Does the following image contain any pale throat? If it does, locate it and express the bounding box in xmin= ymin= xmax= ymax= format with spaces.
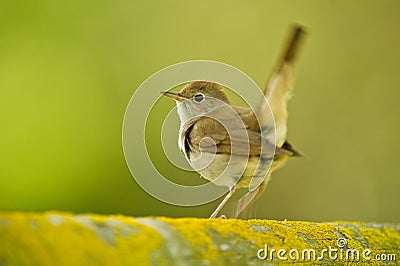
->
xmin=176 ymin=101 xmax=207 ymax=126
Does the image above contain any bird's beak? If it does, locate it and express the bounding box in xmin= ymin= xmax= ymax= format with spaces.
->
xmin=161 ymin=91 xmax=186 ymax=102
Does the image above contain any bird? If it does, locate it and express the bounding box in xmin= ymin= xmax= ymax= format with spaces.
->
xmin=162 ymin=25 xmax=305 ymax=218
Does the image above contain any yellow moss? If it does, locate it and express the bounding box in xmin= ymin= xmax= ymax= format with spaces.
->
xmin=359 ymin=227 xmax=400 ymax=249
xmin=382 ymin=227 xmax=400 ymax=246
xmin=1 ymin=212 xmax=398 ymax=265
xmin=159 ymin=217 xmax=221 ymax=262
xmin=160 ymin=218 xmax=322 ymax=262
xmin=0 ymin=211 xmax=163 ymax=266
xmin=160 ymin=217 xmax=399 ymax=264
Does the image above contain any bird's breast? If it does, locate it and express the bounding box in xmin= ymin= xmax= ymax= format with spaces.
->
xmin=187 ymin=151 xmax=285 ymax=189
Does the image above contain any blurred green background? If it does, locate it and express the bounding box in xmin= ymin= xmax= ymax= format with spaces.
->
xmin=1 ymin=0 xmax=399 ymax=222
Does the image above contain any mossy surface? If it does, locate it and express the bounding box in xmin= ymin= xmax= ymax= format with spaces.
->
xmin=0 ymin=212 xmax=399 ymax=265
xmin=159 ymin=217 xmax=399 ymax=265
xmin=0 ymin=211 xmax=163 ymax=266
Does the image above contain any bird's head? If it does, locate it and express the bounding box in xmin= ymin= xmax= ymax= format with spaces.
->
xmin=162 ymin=81 xmax=230 ymax=122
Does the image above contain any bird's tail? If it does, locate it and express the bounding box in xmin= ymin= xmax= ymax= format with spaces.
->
xmin=256 ymin=25 xmax=306 ymax=147
xmin=236 ymin=25 xmax=307 ymax=218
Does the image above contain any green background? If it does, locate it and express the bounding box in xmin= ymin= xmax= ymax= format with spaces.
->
xmin=1 ymin=0 xmax=399 ymax=222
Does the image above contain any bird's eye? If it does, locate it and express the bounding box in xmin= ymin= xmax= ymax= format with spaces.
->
xmin=194 ymin=93 xmax=205 ymax=103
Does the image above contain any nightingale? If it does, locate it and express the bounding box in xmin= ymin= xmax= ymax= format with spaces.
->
xmin=162 ymin=25 xmax=305 ymax=218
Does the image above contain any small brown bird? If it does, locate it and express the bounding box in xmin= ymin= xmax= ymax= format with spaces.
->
xmin=162 ymin=25 xmax=305 ymax=218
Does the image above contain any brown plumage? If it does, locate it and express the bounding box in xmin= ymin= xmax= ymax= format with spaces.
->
xmin=162 ymin=25 xmax=306 ymax=218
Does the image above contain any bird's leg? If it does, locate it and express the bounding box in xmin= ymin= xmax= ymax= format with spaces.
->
xmin=209 ymin=186 xmax=237 ymax=218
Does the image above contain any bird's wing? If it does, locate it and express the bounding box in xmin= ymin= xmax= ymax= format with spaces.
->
xmin=187 ymin=117 xmax=290 ymax=157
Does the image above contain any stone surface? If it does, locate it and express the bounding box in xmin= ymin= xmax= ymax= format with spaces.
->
xmin=0 ymin=211 xmax=399 ymax=265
